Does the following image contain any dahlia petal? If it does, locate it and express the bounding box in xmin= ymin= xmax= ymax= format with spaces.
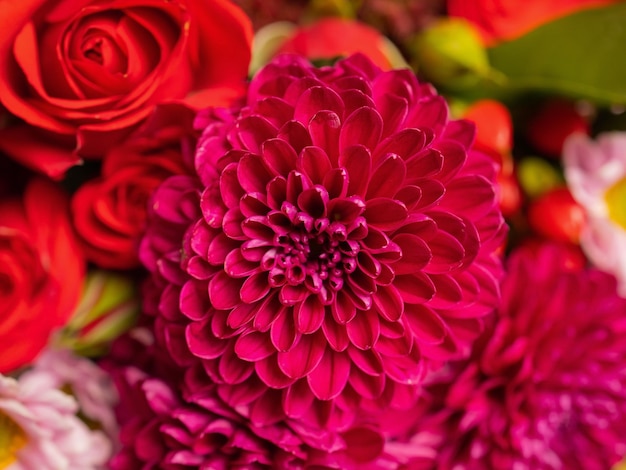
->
xmin=394 ymin=273 xmax=436 ymax=303
xmin=211 ymin=308 xmax=239 ymax=339
xmin=347 ymin=347 xmax=384 ymax=376
xmin=227 ymin=302 xmax=258 ymax=329
xmin=372 ymin=284 xmax=404 ymax=322
xmin=236 ymin=115 xmax=278 ymax=154
xmin=201 ymin=187 xmax=226 ymax=229
xmin=298 ymin=146 xmax=333 ymax=185
xmin=339 ymin=106 xmax=383 ymax=152
xmin=382 ymin=347 xmax=423 ymax=384
xmin=442 ymin=175 xmax=496 ymax=219
xmin=340 ymin=89 xmax=377 ymax=117
xmin=395 ymin=185 xmax=423 ymax=210
xmin=349 ymin=368 xmax=386 ymax=399
xmin=235 ymin=332 xmax=275 ymax=362
xmin=346 ymin=312 xmax=380 ymax=350
xmin=377 ymin=94 xmax=408 ymax=138
xmin=277 ymin=333 xmax=326 ymax=379
xmin=326 ymin=196 xmax=366 ymax=224
xmin=284 ymin=77 xmax=326 ymax=106
xmin=294 ymin=295 xmax=326 ymax=334
xmin=286 ymin=171 xmax=307 ymax=205
xmin=279 ymin=284 xmax=310 ymax=305
xmin=270 ymin=307 xmax=300 ymax=352
xmin=224 ymin=249 xmax=259 ymax=278
xmin=254 ymin=97 xmax=294 ymax=128
xmin=307 ymin=349 xmax=351 ymax=400
xmin=219 ymin=163 xmax=244 ymax=209
xmin=342 ymin=426 xmax=386 ymax=463
xmin=295 ymin=86 xmax=345 ymax=125
xmin=414 ymin=180 xmax=446 ymax=210
xmin=209 ymin=271 xmax=244 ymax=309
xmin=267 ymin=176 xmax=288 ymax=210
xmin=339 ymin=144 xmax=372 ymax=197
xmin=180 ymin=280 xmax=209 ymax=321
xmin=186 ymin=321 xmax=228 ymax=359
xmin=237 ymin=154 xmax=274 ymax=194
xmin=366 ymin=153 xmax=407 ymax=200
xmin=297 ymin=187 xmax=328 ymax=219
xmin=222 ymin=208 xmax=245 ymax=239
xmin=262 ymin=138 xmax=298 ymax=177
xmin=216 ymin=377 xmax=267 ymax=407
xmin=375 ymin=333 xmax=412 ymax=358
xmin=240 ymin=193 xmax=269 ymax=218
xmin=404 ymin=304 xmax=448 ymax=345
xmin=373 ymin=128 xmax=428 ymax=163
xmin=357 ymin=250 xmax=382 ymax=279
xmin=186 ymin=256 xmax=218 ymax=281
xmin=277 ymin=120 xmax=313 ymax=155
xmin=392 ymin=233 xmax=432 ymax=275
xmin=425 ymin=231 xmax=466 ymax=273
xmin=433 ymin=140 xmax=468 ymax=182
xmin=283 ymin=380 xmax=315 ymax=418
xmin=255 ymin=355 xmax=296 ymax=389
xmin=219 ymin=347 xmax=255 ymax=384
xmin=364 ymin=198 xmax=408 ymax=230
xmin=135 ymin=421 xmax=165 ymax=461
xmin=405 ymin=95 xmax=448 ymax=135
xmin=331 ymin=290 xmax=357 ymax=324
xmin=253 ymin=293 xmax=283 ymax=332
xmin=442 ymin=118 xmax=475 ymax=148
xmin=164 ymin=323 xmax=197 ymax=365
xmin=405 ymin=148 xmax=444 ymax=181
xmin=240 ymin=216 xmax=274 ymax=241
xmin=207 ymin=232 xmax=239 ymax=265
xmin=428 ymin=274 xmax=464 ymax=309
xmin=322 ymin=316 xmax=350 ymax=352
xmin=250 ymin=391 xmax=285 ymax=427
xmin=240 ymin=272 xmax=271 ymax=304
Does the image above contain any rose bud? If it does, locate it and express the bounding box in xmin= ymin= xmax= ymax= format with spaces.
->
xmin=55 ymin=270 xmax=140 ymax=357
xmin=528 ymin=186 xmax=586 ymax=244
xmin=526 ymin=99 xmax=589 ymax=158
xmin=275 ymin=17 xmax=408 ymax=70
xmin=409 ymin=18 xmax=493 ymax=91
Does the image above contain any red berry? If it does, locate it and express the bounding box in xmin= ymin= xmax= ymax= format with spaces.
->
xmin=527 ymin=186 xmax=586 ymax=244
xmin=526 ymin=99 xmax=589 ymax=158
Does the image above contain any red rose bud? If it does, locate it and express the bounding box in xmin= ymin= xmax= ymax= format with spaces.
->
xmin=463 ymin=99 xmax=514 ymax=173
xmin=528 ymin=187 xmax=586 ymax=244
xmin=526 ymin=99 xmax=589 ymax=158
xmin=498 ymin=172 xmax=523 ymax=217
xmin=517 ymin=156 xmax=563 ymax=199
xmin=275 ymin=17 xmax=408 ymax=70
xmin=55 ymin=270 xmax=140 ymax=357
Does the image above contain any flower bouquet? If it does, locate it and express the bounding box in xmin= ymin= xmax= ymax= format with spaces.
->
xmin=2 ymin=0 xmax=626 ymax=468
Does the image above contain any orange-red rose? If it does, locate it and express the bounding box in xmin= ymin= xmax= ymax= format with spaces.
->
xmin=448 ymin=0 xmax=619 ymax=45
xmin=71 ymin=105 xmax=193 ymax=269
xmin=0 ymin=0 xmax=252 ymax=177
xmin=0 ymin=178 xmax=85 ymax=373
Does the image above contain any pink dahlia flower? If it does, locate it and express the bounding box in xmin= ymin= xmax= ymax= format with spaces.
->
xmin=563 ymin=131 xmax=626 ymax=296
xmin=106 ymin=326 xmax=405 ymax=469
xmin=397 ymin=243 xmax=626 ymax=469
xmin=141 ymin=54 xmax=506 ymax=430
xmin=0 ymin=367 xmax=112 ymax=469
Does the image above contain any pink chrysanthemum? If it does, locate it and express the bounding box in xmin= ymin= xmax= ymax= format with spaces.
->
xmin=106 ymin=326 xmax=404 ymax=469
xmin=397 ymin=243 xmax=626 ymax=469
xmin=141 ymin=54 xmax=505 ymax=429
xmin=0 ymin=366 xmax=112 ymax=469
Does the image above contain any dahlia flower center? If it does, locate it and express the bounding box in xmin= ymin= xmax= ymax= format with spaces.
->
xmin=604 ymin=176 xmax=626 ymax=229
xmin=266 ymin=205 xmax=362 ymax=296
xmin=0 ymin=412 xmax=27 ymax=468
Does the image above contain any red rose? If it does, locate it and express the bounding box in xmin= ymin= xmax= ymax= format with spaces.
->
xmin=71 ymin=105 xmax=193 ymax=269
xmin=0 ymin=178 xmax=85 ymax=373
xmin=0 ymin=0 xmax=252 ymax=177
xmin=448 ymin=0 xmax=619 ymax=45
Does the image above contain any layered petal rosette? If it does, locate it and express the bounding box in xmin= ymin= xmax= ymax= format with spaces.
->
xmin=141 ymin=54 xmax=506 ymax=431
xmin=397 ymin=243 xmax=626 ymax=469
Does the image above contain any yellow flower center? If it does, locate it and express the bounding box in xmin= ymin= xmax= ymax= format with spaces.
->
xmin=0 ymin=411 xmax=27 ymax=469
xmin=605 ymin=176 xmax=626 ymax=230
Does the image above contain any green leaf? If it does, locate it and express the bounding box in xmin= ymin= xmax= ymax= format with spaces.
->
xmin=488 ymin=3 xmax=626 ymax=106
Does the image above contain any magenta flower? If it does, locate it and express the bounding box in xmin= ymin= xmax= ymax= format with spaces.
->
xmin=141 ymin=54 xmax=505 ymax=430
xmin=397 ymin=243 xmax=626 ymax=469
xmin=106 ymin=326 xmax=406 ymax=469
